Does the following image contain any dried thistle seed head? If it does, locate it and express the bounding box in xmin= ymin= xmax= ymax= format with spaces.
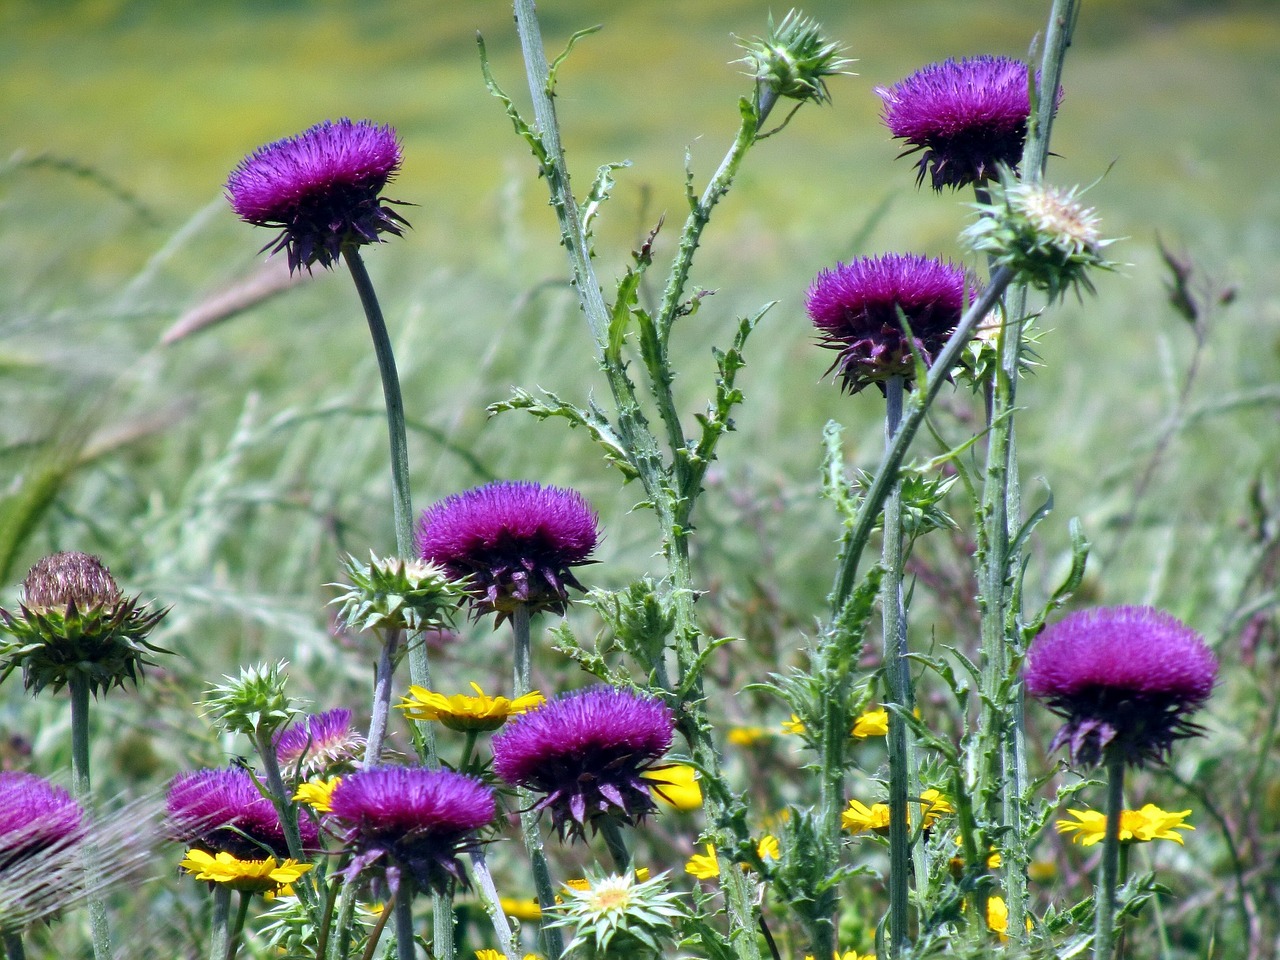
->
xmin=0 ymin=553 xmax=169 ymax=697
xmin=963 ymin=175 xmax=1119 ymax=301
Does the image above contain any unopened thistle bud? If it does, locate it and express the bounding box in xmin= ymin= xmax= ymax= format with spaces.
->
xmin=330 ymin=553 xmax=465 ymax=637
xmin=0 ymin=552 xmax=168 ymax=696
xmin=735 ymin=9 xmax=853 ymax=108
xmin=202 ymin=661 xmax=295 ymax=739
xmin=963 ymin=173 xmax=1118 ymax=301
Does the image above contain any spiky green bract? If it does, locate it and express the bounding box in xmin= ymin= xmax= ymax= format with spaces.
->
xmin=0 ymin=552 xmax=169 ymax=696
xmin=962 ymin=172 xmax=1118 ymax=302
xmin=734 ymin=9 xmax=853 ymax=106
xmin=330 ymin=553 xmax=465 ymax=637
xmin=203 ymin=661 xmax=295 ymax=739
xmin=548 ymin=870 xmax=687 ymax=960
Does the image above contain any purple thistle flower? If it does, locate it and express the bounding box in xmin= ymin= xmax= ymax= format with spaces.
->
xmin=226 ymin=118 xmax=408 ymax=273
xmin=1025 ymin=606 xmax=1218 ymax=767
xmin=275 ymin=708 xmax=363 ymax=777
xmin=327 ymin=766 xmax=494 ymax=896
xmin=491 ymin=686 xmax=674 ymax=841
xmin=876 ymin=56 xmax=1043 ymax=191
xmin=806 ymin=253 xmax=972 ymax=394
xmin=0 ymin=772 xmax=84 ymax=869
xmin=418 ymin=481 xmax=599 ymax=625
xmin=166 ymin=767 xmax=319 ymax=860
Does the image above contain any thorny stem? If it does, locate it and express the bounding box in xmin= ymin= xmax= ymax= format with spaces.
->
xmin=1093 ymin=753 xmax=1126 ymax=960
xmin=208 ymin=884 xmax=232 ymax=960
xmin=881 ymin=376 xmax=915 ymax=957
xmin=364 ymin=629 xmax=400 ymax=765
xmin=469 ymin=847 xmax=520 ymax=960
xmin=394 ymin=878 xmax=417 ymax=960
xmin=511 ymin=603 xmax=565 ymax=960
xmin=69 ymin=674 xmax=111 ymax=960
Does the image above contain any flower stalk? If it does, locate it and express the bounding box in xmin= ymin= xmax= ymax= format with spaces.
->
xmin=69 ymin=673 xmax=111 ymax=960
xmin=1093 ymin=753 xmax=1126 ymax=960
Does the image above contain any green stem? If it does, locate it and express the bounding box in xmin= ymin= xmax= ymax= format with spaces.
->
xmin=364 ymin=628 xmax=400 ymax=766
xmin=327 ymin=881 xmax=359 ymax=960
xmin=394 ymin=877 xmax=417 ymax=960
xmin=315 ymin=876 xmax=341 ymax=960
xmin=1093 ymin=754 xmax=1125 ymax=960
xmin=228 ymin=892 xmax=251 ymax=960
xmin=468 ymin=847 xmax=520 ymax=960
xmin=511 ymin=604 xmax=565 ymax=960
xmin=252 ymin=728 xmax=309 ymax=869
xmin=209 ymin=885 xmax=232 ymax=960
xmin=68 ymin=674 xmax=110 ymax=960
xmin=600 ymin=819 xmax=632 ymax=874
xmin=881 ymin=376 xmax=914 ymax=957
xmin=360 ymin=894 xmax=396 ymax=960
xmin=830 ymin=268 xmax=1016 ymax=608
xmin=3 ymin=933 xmax=26 ymax=960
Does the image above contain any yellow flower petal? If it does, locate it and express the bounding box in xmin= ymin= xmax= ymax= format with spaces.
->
xmin=499 ymin=897 xmax=542 ymax=921
xmin=398 ymin=683 xmax=544 ymax=732
xmin=179 ymin=848 xmax=312 ymax=897
xmin=726 ymin=726 xmax=771 ymax=746
xmin=685 ymin=843 xmax=720 ymax=880
xmin=851 ymin=707 xmax=889 ymax=738
xmin=293 ymin=776 xmax=341 ymax=813
xmin=781 ymin=714 xmax=806 ymax=736
xmin=643 ymin=763 xmax=703 ymax=811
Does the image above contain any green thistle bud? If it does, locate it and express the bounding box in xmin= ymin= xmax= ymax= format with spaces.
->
xmin=963 ymin=172 xmax=1119 ymax=301
xmin=329 ymin=553 xmax=465 ymax=636
xmin=203 ymin=661 xmax=294 ymax=738
xmin=735 ymin=9 xmax=853 ymax=107
xmin=548 ymin=870 xmax=687 ymax=960
xmin=0 ymin=552 xmax=169 ymax=696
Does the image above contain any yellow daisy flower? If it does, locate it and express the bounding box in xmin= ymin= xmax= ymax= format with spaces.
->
xmin=781 ymin=714 xmax=807 ymax=736
xmin=398 ymin=682 xmax=545 ymax=732
xmin=499 ymin=896 xmax=543 ymax=921
xmin=726 ymin=726 xmax=772 ymax=746
xmin=684 ymin=838 xmax=777 ymax=879
xmin=842 ymin=790 xmax=952 ymax=835
xmin=803 ymin=952 xmax=875 ymax=960
xmin=178 ymin=848 xmax=312 ymax=898
xmin=475 ymin=951 xmax=541 ymax=960
xmin=1055 ymin=805 xmax=1193 ymax=847
xmin=293 ymin=776 xmax=341 ymax=813
xmin=851 ymin=707 xmax=889 ymax=738
xmin=987 ymin=894 xmax=1010 ymax=942
xmin=642 ymin=763 xmax=703 ymax=811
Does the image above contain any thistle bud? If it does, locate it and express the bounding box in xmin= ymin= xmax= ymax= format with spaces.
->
xmin=735 ymin=10 xmax=852 ymax=108
xmin=329 ymin=552 xmax=465 ymax=637
xmin=202 ymin=661 xmax=295 ymax=739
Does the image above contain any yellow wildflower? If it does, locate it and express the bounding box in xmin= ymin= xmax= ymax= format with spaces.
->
xmin=757 ymin=835 xmax=781 ymax=861
xmin=950 ymin=835 xmax=1001 ymax=870
xmin=726 ymin=726 xmax=771 ymax=746
xmin=293 ymin=776 xmax=341 ymax=813
xmin=781 ymin=714 xmax=806 ymax=736
xmin=851 ymin=707 xmax=889 ymax=738
xmin=987 ymin=894 xmax=1010 ymax=942
xmin=475 ymin=952 xmax=541 ymax=960
xmin=684 ymin=838 xmax=776 ymax=878
xmin=398 ymin=682 xmax=544 ymax=732
xmin=842 ymin=790 xmax=951 ymax=835
xmin=500 ymin=897 xmax=542 ymax=921
xmin=1055 ymin=805 xmax=1193 ymax=847
xmin=803 ymin=952 xmax=875 ymax=960
xmin=642 ymin=763 xmax=703 ymax=811
xmin=178 ymin=848 xmax=312 ymax=898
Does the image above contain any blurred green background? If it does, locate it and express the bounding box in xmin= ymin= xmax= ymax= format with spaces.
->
xmin=1 ymin=1 xmax=1279 ymax=953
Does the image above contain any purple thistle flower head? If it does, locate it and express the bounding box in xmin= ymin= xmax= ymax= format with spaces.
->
xmin=327 ymin=766 xmax=494 ymax=896
xmin=275 ymin=708 xmax=364 ymax=778
xmin=876 ymin=56 xmax=1045 ymax=191
xmin=226 ymin=118 xmax=408 ymax=273
xmin=806 ymin=253 xmax=972 ymax=394
xmin=0 ymin=772 xmax=84 ymax=869
xmin=1025 ymin=605 xmax=1218 ymax=767
xmin=166 ymin=767 xmax=319 ymax=860
xmin=418 ymin=481 xmax=599 ymax=625
xmin=491 ymin=686 xmax=675 ymax=842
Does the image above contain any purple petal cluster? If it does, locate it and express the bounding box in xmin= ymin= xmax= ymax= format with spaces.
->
xmin=327 ymin=766 xmax=495 ymax=896
xmin=166 ymin=767 xmax=319 ymax=860
xmin=806 ymin=253 xmax=971 ymax=394
xmin=226 ymin=118 xmax=407 ymax=272
xmin=275 ymin=708 xmax=363 ymax=777
xmin=876 ymin=56 xmax=1037 ymax=190
xmin=418 ymin=481 xmax=599 ymax=625
xmin=0 ymin=772 xmax=84 ymax=869
xmin=1025 ymin=605 xmax=1218 ymax=767
xmin=491 ymin=686 xmax=674 ymax=841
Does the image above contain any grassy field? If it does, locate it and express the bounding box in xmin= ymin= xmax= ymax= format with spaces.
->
xmin=2 ymin=1 xmax=1280 ymax=957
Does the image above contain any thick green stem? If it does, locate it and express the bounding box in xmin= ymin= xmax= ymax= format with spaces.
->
xmin=600 ymin=819 xmax=632 ymax=874
xmin=881 ymin=377 xmax=915 ymax=957
xmin=364 ymin=629 xmax=400 ymax=766
xmin=395 ymin=878 xmax=417 ymax=960
xmin=252 ymin=728 xmax=309 ymax=868
xmin=511 ymin=604 xmax=565 ymax=960
xmin=468 ymin=847 xmax=520 ymax=960
xmin=68 ymin=674 xmax=110 ymax=960
xmin=229 ymin=892 xmax=251 ymax=960
xmin=209 ymin=885 xmax=232 ymax=960
xmin=1093 ymin=754 xmax=1126 ymax=960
